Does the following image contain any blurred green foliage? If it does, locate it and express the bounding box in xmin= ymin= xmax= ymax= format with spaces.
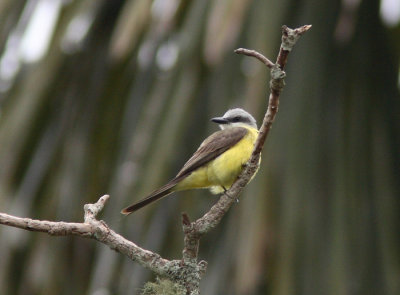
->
xmin=0 ymin=0 xmax=399 ymax=294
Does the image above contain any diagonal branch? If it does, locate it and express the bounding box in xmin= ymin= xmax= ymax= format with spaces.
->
xmin=181 ymin=25 xmax=312 ymax=263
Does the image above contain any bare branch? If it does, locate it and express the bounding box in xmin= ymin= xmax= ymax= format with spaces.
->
xmin=181 ymin=25 xmax=312 ymax=263
xmin=0 ymin=195 xmax=172 ymax=277
xmin=0 ymin=213 xmax=93 ymax=236
xmin=252 ymin=24 xmax=312 ymax=156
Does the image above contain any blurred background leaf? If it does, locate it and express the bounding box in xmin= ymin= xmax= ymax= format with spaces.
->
xmin=0 ymin=0 xmax=399 ymax=294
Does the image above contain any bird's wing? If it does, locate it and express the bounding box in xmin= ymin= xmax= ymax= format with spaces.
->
xmin=176 ymin=127 xmax=248 ymax=178
xmin=121 ymin=127 xmax=248 ymax=215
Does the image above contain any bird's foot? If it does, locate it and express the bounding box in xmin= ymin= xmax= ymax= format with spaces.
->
xmin=222 ymin=186 xmax=239 ymax=203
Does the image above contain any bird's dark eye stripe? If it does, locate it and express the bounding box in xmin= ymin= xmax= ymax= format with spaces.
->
xmin=230 ymin=116 xmax=252 ymax=123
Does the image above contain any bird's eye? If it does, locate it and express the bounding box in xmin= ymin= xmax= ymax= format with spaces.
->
xmin=232 ymin=116 xmax=241 ymax=122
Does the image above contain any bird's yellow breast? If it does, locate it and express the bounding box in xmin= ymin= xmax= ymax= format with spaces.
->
xmin=175 ymin=126 xmax=259 ymax=194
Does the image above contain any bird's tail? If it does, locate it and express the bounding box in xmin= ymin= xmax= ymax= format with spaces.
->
xmin=120 ymin=179 xmax=180 ymax=215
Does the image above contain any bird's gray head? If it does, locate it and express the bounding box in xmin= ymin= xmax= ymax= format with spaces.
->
xmin=211 ymin=108 xmax=257 ymax=130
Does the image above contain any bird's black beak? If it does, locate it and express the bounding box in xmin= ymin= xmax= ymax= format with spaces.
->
xmin=211 ymin=117 xmax=229 ymax=124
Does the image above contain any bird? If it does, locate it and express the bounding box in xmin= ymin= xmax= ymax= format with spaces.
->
xmin=121 ymin=108 xmax=260 ymax=215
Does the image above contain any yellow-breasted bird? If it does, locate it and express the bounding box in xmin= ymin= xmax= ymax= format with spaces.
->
xmin=121 ymin=108 xmax=259 ymax=215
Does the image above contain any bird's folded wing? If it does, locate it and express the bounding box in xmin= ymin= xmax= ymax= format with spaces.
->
xmin=176 ymin=127 xmax=248 ymax=178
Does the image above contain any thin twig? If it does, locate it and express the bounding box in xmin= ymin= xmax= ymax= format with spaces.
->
xmin=234 ymin=48 xmax=275 ymax=68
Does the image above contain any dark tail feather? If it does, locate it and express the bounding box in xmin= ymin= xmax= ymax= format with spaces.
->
xmin=121 ymin=180 xmax=178 ymax=215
